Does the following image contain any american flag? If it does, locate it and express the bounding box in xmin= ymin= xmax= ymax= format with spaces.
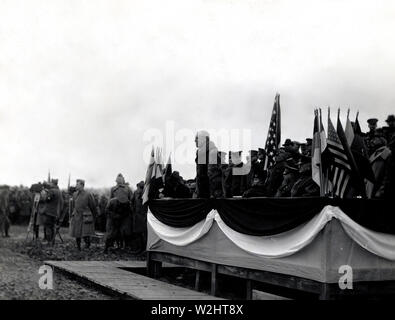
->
xmin=326 ymin=115 xmax=352 ymax=198
xmin=264 ymin=93 xmax=281 ymax=170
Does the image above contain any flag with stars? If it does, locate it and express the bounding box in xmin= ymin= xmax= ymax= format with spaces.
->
xmin=264 ymin=93 xmax=281 ymax=170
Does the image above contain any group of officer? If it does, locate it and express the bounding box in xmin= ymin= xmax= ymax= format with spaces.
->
xmin=193 ymin=130 xmax=318 ymax=200
xmin=66 ymin=174 xmax=147 ymax=253
xmin=363 ymin=115 xmax=395 ymax=198
xmin=192 ymin=114 xmax=395 ymax=200
xmin=3 ymin=174 xmax=148 ymax=254
xmin=365 ymin=115 xmax=395 ymax=155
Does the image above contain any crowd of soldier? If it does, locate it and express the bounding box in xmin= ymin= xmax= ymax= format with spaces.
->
xmin=1 ymin=114 xmax=394 ymax=241
xmin=0 ymin=175 xmax=148 ymax=255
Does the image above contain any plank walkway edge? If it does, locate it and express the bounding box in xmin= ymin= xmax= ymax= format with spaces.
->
xmin=45 ymin=260 xmax=224 ymax=300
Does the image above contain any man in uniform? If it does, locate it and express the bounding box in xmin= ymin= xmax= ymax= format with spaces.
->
xmin=383 ymin=115 xmax=395 ymax=145
xmin=37 ymin=181 xmax=52 ymax=241
xmin=131 ymin=181 xmax=148 ymax=254
xmin=244 ymin=150 xmax=258 ymax=190
xmin=291 ymin=156 xmax=320 ymax=197
xmin=275 ymin=163 xmax=299 ymax=197
xmin=243 ymin=149 xmax=267 ymax=198
xmin=207 ymin=151 xmax=224 ymax=198
xmin=42 ymin=179 xmax=63 ymax=245
xmin=218 ymin=151 xmax=228 ymax=197
xmin=366 ymin=135 xmax=391 ymax=198
xmin=163 ymin=171 xmax=191 ymax=198
xmin=365 ymin=118 xmax=380 ymax=155
xmin=194 ymin=130 xmax=211 ymax=198
xmin=224 ymin=151 xmax=246 ymax=197
xmin=96 ymin=194 xmax=108 ymax=232
xmin=69 ymin=179 xmax=98 ymax=250
xmin=109 ymin=174 xmax=133 ymax=249
xmin=384 ymin=136 xmax=395 ymax=198
xmin=0 ymin=185 xmax=10 ymax=237
xmin=264 ymin=139 xmax=300 ymax=196
xmin=301 ymin=138 xmax=312 ymax=157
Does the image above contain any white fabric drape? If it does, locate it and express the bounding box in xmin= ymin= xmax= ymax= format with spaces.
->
xmin=147 ymin=210 xmax=215 ymax=246
xmin=148 ymin=205 xmax=395 ymax=260
xmin=215 ymin=206 xmax=334 ymax=258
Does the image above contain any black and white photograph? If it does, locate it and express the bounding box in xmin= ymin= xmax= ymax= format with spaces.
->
xmin=1 ymin=0 xmax=395 ymax=310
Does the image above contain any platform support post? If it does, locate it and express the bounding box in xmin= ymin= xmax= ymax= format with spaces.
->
xmin=195 ymin=270 xmax=201 ymax=291
xmin=246 ymin=279 xmax=253 ymax=300
xmin=211 ymin=264 xmax=218 ymax=296
xmin=319 ymin=283 xmax=332 ymax=300
xmin=147 ymin=252 xmax=162 ymax=279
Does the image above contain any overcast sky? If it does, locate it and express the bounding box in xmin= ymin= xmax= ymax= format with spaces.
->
xmin=1 ymin=0 xmax=394 ymax=188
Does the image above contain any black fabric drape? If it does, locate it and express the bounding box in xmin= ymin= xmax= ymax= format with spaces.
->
xmin=149 ymin=199 xmax=211 ymax=227
xmin=330 ymin=198 xmax=395 ymax=234
xmin=215 ymin=197 xmax=328 ymax=236
xmin=149 ymin=197 xmax=395 ymax=236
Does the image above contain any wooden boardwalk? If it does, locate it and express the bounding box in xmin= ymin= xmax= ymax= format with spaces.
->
xmin=45 ymin=260 xmax=223 ymax=300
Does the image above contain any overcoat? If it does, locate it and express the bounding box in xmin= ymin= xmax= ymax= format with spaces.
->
xmin=131 ymin=188 xmax=147 ymax=234
xmin=366 ymin=146 xmax=392 ymax=198
xmin=69 ymin=189 xmax=98 ymax=238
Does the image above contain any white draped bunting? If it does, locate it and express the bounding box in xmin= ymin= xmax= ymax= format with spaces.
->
xmin=147 ymin=205 xmax=395 ymax=260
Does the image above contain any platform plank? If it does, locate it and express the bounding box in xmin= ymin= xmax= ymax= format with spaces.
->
xmin=45 ymin=260 xmax=223 ymax=300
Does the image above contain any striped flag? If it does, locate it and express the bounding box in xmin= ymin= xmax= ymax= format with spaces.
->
xmin=345 ymin=109 xmax=355 ymax=147
xmin=264 ymin=93 xmax=281 ymax=170
xmin=154 ymin=147 xmax=164 ymax=181
xmin=163 ymin=153 xmax=173 ymax=184
xmin=142 ymin=147 xmax=155 ymax=205
xmin=336 ymin=110 xmax=368 ymax=197
xmin=326 ymin=113 xmax=352 ymax=198
xmin=312 ymin=109 xmax=327 ymax=194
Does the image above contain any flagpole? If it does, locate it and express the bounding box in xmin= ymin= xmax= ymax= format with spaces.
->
xmin=316 ymin=109 xmax=325 ymax=197
xmin=319 ymin=108 xmax=327 ymax=196
xmin=328 ymin=107 xmax=334 ymax=198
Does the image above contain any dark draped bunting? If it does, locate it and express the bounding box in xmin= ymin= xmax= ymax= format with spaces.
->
xmin=215 ymin=197 xmax=328 ymax=236
xmin=149 ymin=197 xmax=394 ymax=235
xmin=148 ymin=199 xmax=212 ymax=227
xmin=331 ymin=198 xmax=395 ymax=234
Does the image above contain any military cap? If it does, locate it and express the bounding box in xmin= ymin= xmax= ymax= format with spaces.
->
xmin=42 ymin=181 xmax=51 ymax=189
xmin=137 ymin=181 xmax=145 ymax=188
xmin=258 ymin=148 xmax=266 ymax=154
xmin=283 ymin=139 xmax=292 ymax=146
xmin=305 ymin=138 xmax=312 ymax=145
xmin=51 ymin=179 xmax=58 ymax=185
xmin=367 ymin=118 xmax=378 ymax=125
xmin=76 ymin=179 xmax=85 ymax=185
xmin=386 ymin=115 xmax=395 ymax=123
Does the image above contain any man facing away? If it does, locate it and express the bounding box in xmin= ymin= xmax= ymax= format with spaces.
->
xmin=69 ymin=179 xmax=98 ymax=250
xmin=107 ymin=173 xmax=133 ymax=249
xmin=0 ymin=185 xmax=10 ymax=237
xmin=131 ymin=181 xmax=148 ymax=254
xmin=38 ymin=179 xmax=64 ymax=246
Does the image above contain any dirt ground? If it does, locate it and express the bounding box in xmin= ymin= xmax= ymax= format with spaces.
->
xmin=0 ymin=225 xmax=144 ymax=300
